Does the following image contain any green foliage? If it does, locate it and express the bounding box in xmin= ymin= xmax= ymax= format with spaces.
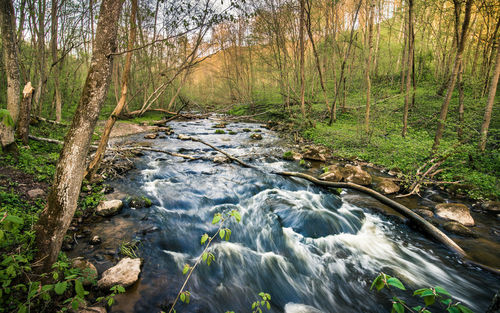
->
xmin=0 ymin=109 xmax=14 ymax=127
xmin=252 ymin=292 xmax=272 ymax=313
xmin=283 ymin=151 xmax=294 ymax=160
xmin=215 ymin=129 xmax=226 ymax=134
xmin=371 ymin=273 xmax=474 ymax=313
xmin=119 ymin=240 xmax=140 ymax=259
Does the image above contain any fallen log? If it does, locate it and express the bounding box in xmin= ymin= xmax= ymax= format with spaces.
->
xmin=276 ymin=171 xmax=467 ymax=258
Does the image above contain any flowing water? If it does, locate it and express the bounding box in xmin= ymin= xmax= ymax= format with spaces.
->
xmin=72 ymin=119 xmax=499 ymax=313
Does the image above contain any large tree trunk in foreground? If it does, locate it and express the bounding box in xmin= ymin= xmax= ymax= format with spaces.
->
xmin=402 ymin=0 xmax=414 ymax=138
xmin=432 ymin=0 xmax=472 ymax=153
xmin=34 ymin=0 xmax=123 ymax=273
xmin=0 ymin=0 xmax=21 ymax=125
xmin=479 ymin=43 xmax=500 ymax=151
xmin=85 ymin=0 xmax=137 ymax=180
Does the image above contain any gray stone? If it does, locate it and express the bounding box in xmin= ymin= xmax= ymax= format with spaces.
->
xmin=213 ymin=156 xmax=229 ymax=163
xmin=97 ymin=257 xmax=142 ymax=289
xmin=96 ymin=200 xmax=123 ymax=217
xmin=443 ymin=221 xmax=478 ymax=238
xmin=28 ymin=188 xmax=46 ymax=199
xmin=144 ymin=133 xmax=157 ymax=139
xmin=435 ymin=203 xmax=475 ymax=226
xmin=414 ymin=208 xmax=434 ymax=218
xmin=90 ymin=235 xmax=102 ymax=245
xmin=302 ymin=147 xmax=326 ymax=162
xmin=376 ymin=178 xmax=400 ymax=194
xmin=342 ymin=164 xmax=372 ymax=186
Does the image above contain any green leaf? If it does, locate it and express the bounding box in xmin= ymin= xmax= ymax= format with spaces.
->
xmin=54 ymin=281 xmax=68 ymax=295
xmin=387 ymin=277 xmax=406 ymax=290
xmin=225 ymin=229 xmax=231 ymax=241
xmin=412 ymin=306 xmax=422 ymax=311
xmin=220 ymin=229 xmax=226 ymax=239
xmin=116 ymin=285 xmax=126 ymax=293
xmin=0 ymin=230 xmax=4 ymax=242
xmin=370 ymin=274 xmax=382 ymax=291
xmin=17 ymin=304 xmax=27 ymax=313
xmin=266 ymin=301 xmax=270 ymax=310
xmin=420 ymin=289 xmax=435 ymax=297
xmin=392 ymin=302 xmax=404 ymax=313
xmin=456 ymin=304 xmax=474 ymax=313
xmin=72 ymin=297 xmax=81 ymax=310
xmin=435 ymin=286 xmax=451 ymax=297
xmin=424 ymin=295 xmax=435 ymax=306
xmin=414 ymin=288 xmax=427 ymax=296
xmin=180 ymin=292 xmax=186 ymax=303
xmin=52 ymin=272 xmax=59 ymax=280
xmin=182 ymin=264 xmax=190 ymax=275
xmin=74 ymin=279 xmax=85 ymax=298
xmin=202 ymin=252 xmax=208 ymax=262
xmin=232 ymin=211 xmax=241 ymax=222
xmin=201 ymin=234 xmax=209 ymax=245
xmin=447 ymin=307 xmax=460 ymax=313
xmin=441 ymin=298 xmax=452 ymax=306
xmin=185 ymin=292 xmax=190 ymax=304
xmin=212 ymin=214 xmax=221 ymax=224
xmin=5 ymin=215 xmax=23 ymax=224
xmin=108 ymin=297 xmax=115 ymax=306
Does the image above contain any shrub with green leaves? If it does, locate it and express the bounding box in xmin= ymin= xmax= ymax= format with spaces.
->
xmin=371 ymin=273 xmax=474 ymax=313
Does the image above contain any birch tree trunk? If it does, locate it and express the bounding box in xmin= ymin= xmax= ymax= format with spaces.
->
xmin=365 ymin=0 xmax=374 ymax=133
xmin=299 ymin=0 xmax=306 ymax=118
xmin=34 ymin=0 xmax=123 ymax=273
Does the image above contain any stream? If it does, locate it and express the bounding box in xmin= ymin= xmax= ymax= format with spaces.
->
xmin=70 ymin=119 xmax=499 ymax=313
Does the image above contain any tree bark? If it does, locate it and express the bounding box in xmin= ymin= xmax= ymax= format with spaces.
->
xmin=50 ymin=0 xmax=62 ymax=122
xmin=299 ymin=0 xmax=306 ymax=118
xmin=432 ymin=0 xmax=473 ymax=153
xmin=365 ymin=0 xmax=374 ymax=133
xmin=34 ymin=0 xmax=123 ymax=273
xmin=17 ymin=82 xmax=34 ymax=145
xmin=85 ymin=0 xmax=137 ymax=181
xmin=0 ymin=0 xmax=21 ymax=124
xmin=478 ymin=42 xmax=500 ymax=151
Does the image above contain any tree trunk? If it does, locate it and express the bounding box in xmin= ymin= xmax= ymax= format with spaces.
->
xmin=17 ymin=82 xmax=34 ymax=145
xmin=478 ymin=42 xmax=500 ymax=151
xmin=299 ymin=0 xmax=306 ymax=118
xmin=456 ymin=63 xmax=465 ymax=141
xmin=33 ymin=0 xmax=46 ymax=117
xmin=51 ymin=0 xmax=62 ymax=122
xmin=85 ymin=0 xmax=137 ymax=181
xmin=365 ymin=0 xmax=374 ymax=133
xmin=402 ymin=0 xmax=414 ymax=138
xmin=432 ymin=0 xmax=473 ymax=153
xmin=0 ymin=0 xmax=21 ymax=125
xmin=34 ymin=0 xmax=123 ymax=273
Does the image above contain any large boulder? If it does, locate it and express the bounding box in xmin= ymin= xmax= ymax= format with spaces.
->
xmin=96 ymin=200 xmax=123 ymax=217
xmin=319 ymin=165 xmax=343 ymax=182
xmin=376 ymin=178 xmax=400 ymax=194
xmin=435 ymin=203 xmax=475 ymax=226
xmin=443 ymin=221 xmax=478 ymax=238
xmin=97 ymin=257 xmax=142 ymax=289
xmin=341 ymin=164 xmax=372 ymax=186
xmin=72 ymin=258 xmax=98 ymax=286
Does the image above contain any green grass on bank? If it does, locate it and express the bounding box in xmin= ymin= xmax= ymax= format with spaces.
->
xmin=230 ymin=81 xmax=499 ymax=200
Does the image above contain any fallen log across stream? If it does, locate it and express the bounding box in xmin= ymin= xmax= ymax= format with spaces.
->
xmin=187 ymin=135 xmax=500 ymax=275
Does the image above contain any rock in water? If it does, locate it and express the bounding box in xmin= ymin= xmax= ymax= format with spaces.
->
xmin=482 ymin=201 xmax=500 ymax=213
xmin=77 ymin=307 xmax=107 ymax=313
xmin=342 ymin=164 xmax=372 ymax=186
xmin=319 ymin=165 xmax=343 ymax=182
xmin=443 ymin=221 xmax=478 ymax=238
xmin=284 ymin=303 xmax=324 ymax=313
xmin=177 ymin=134 xmax=190 ymax=140
xmin=302 ymin=146 xmax=326 ymax=162
xmin=96 ymin=200 xmax=123 ymax=217
xmin=250 ymin=133 xmax=263 ymax=140
xmin=376 ymin=178 xmax=400 ymax=194
xmin=435 ymin=203 xmax=475 ymax=226
xmin=144 ymin=133 xmax=158 ymax=139
xmin=97 ymin=257 xmax=142 ymax=289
